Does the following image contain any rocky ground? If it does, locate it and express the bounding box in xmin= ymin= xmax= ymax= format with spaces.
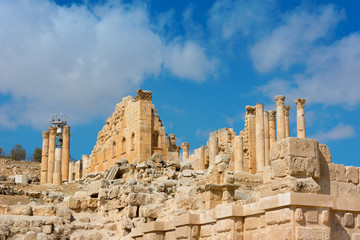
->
xmin=0 ymin=154 xmax=262 ymax=239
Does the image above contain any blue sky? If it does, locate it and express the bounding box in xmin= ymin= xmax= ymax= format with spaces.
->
xmin=1 ymin=0 xmax=360 ymax=166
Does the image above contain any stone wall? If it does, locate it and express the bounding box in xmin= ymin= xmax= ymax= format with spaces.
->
xmin=79 ymin=89 xmax=179 ymax=175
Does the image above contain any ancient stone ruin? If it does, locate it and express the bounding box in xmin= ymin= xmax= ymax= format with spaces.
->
xmin=1 ymin=89 xmax=360 ymax=239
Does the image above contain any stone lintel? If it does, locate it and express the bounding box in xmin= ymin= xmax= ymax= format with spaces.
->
xmin=214 ymin=204 xmax=243 ymax=219
xmin=142 ymin=221 xmax=165 ymax=233
xmin=174 ymin=214 xmax=200 ymax=227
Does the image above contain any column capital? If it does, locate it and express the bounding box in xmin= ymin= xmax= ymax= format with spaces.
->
xmin=268 ymin=111 xmax=276 ymax=121
xmin=275 ymin=95 xmax=286 ymax=105
xmin=284 ymin=106 xmax=292 ymax=116
xmin=181 ymin=142 xmax=189 ymax=151
xmin=295 ymin=98 xmax=306 ymax=109
xmin=49 ymin=126 xmax=57 ymax=135
xmin=42 ymin=131 xmax=49 ymax=139
xmin=245 ymin=105 xmax=256 ymax=115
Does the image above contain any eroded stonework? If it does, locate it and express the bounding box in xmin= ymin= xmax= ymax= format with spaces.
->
xmin=27 ymin=90 xmax=360 ymax=239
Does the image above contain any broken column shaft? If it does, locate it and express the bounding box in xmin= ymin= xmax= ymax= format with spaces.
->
xmin=61 ymin=126 xmax=70 ymax=182
xmin=264 ymin=111 xmax=270 ymax=167
xmin=295 ymin=98 xmax=307 ymax=138
xmin=255 ymin=103 xmax=265 ymax=173
xmin=182 ymin=142 xmax=190 ymax=161
xmin=40 ymin=131 xmax=49 ymax=184
xmin=47 ymin=126 xmax=57 ymax=184
xmin=53 ymin=147 xmax=62 ymax=185
xmin=284 ymin=106 xmax=292 ymax=138
xmin=234 ymin=133 xmax=244 ymax=171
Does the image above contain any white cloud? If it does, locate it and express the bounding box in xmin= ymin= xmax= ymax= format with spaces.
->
xmin=258 ymin=33 xmax=360 ymax=106
xmin=310 ymin=123 xmax=356 ymax=142
xmin=0 ymin=0 xmax=216 ymax=129
xmin=164 ymin=41 xmax=217 ymax=82
xmin=250 ymin=5 xmax=344 ymax=73
xmin=208 ymin=0 xmax=277 ymax=40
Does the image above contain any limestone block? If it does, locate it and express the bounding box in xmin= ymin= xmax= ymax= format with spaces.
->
xmin=127 ymin=205 xmax=138 ymax=218
xmin=140 ymin=204 xmax=163 ymax=218
xmin=43 ymin=225 xmax=52 ymax=234
xmin=305 ymin=210 xmax=318 ymax=223
xmin=216 ymin=219 xmax=233 ymax=233
xmin=319 ymin=144 xmax=332 ymax=163
xmin=339 ymin=182 xmax=357 ymax=198
xmin=10 ymin=205 xmax=32 ymax=216
xmin=271 ymin=156 xmax=319 ymax=179
xmin=182 ymin=170 xmax=193 ymax=177
xmin=244 ymin=217 xmax=258 ymax=230
xmin=328 ymin=163 xmax=336 ymax=181
xmin=353 ymin=233 xmax=360 ymax=240
xmin=357 ymin=214 xmax=360 ymax=228
xmin=175 ymin=226 xmax=190 ymax=239
xmin=295 ymin=208 xmax=304 ymax=223
xmin=175 ymin=196 xmax=202 ymax=210
xmin=270 ymin=227 xmax=292 ymax=240
xmin=270 ymin=137 xmax=319 ymax=161
xmin=330 ymin=181 xmax=339 ymax=197
xmin=265 ymin=208 xmax=292 ymax=225
xmin=234 ymin=190 xmax=250 ymax=201
xmin=214 ymin=154 xmax=231 ymax=165
xmin=56 ymin=207 xmax=72 ymax=221
xmin=200 ymin=225 xmax=213 ymax=237
xmin=295 ymin=227 xmax=330 ymax=240
xmin=335 ymin=164 xmax=346 ymax=182
xmin=87 ymin=180 xmax=109 ymax=197
xmin=66 ymin=196 xmax=81 ymax=211
xmin=321 ymin=209 xmax=330 ymax=225
xmin=128 ymin=193 xmax=147 ymax=206
xmin=32 ymin=206 xmax=55 ymax=217
xmin=15 ymin=175 xmax=28 ymax=184
xmin=346 ymin=166 xmax=359 ymax=184
xmin=344 ymin=213 xmax=354 ymax=228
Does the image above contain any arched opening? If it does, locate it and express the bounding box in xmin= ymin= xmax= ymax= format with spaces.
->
xmin=122 ymin=137 xmax=126 ymax=154
xmin=131 ymin=133 xmax=135 ymax=150
xmin=112 ymin=141 xmax=116 ymax=157
xmin=152 ymin=131 xmax=159 ymax=148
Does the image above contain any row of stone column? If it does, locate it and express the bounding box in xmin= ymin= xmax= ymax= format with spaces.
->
xmin=40 ymin=126 xmax=70 ymax=185
xmin=234 ymin=96 xmax=306 ymax=173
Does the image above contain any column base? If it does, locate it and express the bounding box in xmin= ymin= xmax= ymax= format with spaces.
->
xmin=40 ymin=172 xmax=47 ymax=185
xmin=53 ymin=173 xmax=62 ymax=185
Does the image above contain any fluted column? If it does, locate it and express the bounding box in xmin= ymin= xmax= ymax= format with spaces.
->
xmin=255 ymin=103 xmax=265 ymax=173
xmin=40 ymin=131 xmax=49 ymax=184
xmin=295 ymin=98 xmax=306 ymax=138
xmin=246 ymin=106 xmax=256 ymax=174
xmin=234 ymin=133 xmax=244 ymax=171
xmin=61 ymin=126 xmax=70 ymax=182
xmin=182 ymin=142 xmax=190 ymax=161
xmin=53 ymin=146 xmax=62 ymax=185
xmin=264 ymin=111 xmax=270 ymax=167
xmin=284 ymin=106 xmax=292 ymax=138
xmin=47 ymin=126 xmax=57 ymax=184
xmin=275 ymin=96 xmax=286 ymax=140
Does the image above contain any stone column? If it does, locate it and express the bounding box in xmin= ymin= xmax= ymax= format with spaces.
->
xmin=53 ymin=147 xmax=62 ymax=185
xmin=40 ymin=131 xmax=49 ymax=184
xmin=264 ymin=111 xmax=270 ymax=167
xmin=68 ymin=162 xmax=73 ymax=183
xmin=255 ymin=103 xmax=265 ymax=173
xmin=47 ymin=126 xmax=57 ymax=184
xmin=246 ymin=106 xmax=256 ymax=174
xmin=295 ymin=98 xmax=307 ymax=138
xmin=61 ymin=126 xmax=70 ymax=182
xmin=234 ymin=133 xmax=244 ymax=171
xmin=199 ymin=145 xmax=206 ymax=170
xmin=268 ymin=111 xmax=276 ymax=145
xmin=208 ymin=132 xmax=218 ymax=166
xmin=182 ymin=142 xmax=190 ymax=161
xmin=275 ymin=95 xmax=286 ymax=140
xmin=284 ymin=106 xmax=292 ymax=138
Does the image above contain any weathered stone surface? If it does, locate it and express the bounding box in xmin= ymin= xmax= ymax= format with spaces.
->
xmin=346 ymin=166 xmax=359 ymax=184
xmin=10 ymin=205 xmax=32 ymax=216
